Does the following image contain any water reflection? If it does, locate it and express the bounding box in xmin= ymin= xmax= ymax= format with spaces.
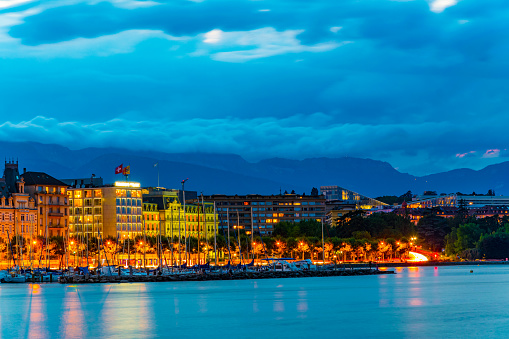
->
xmin=27 ymin=284 xmax=49 ymax=338
xmin=4 ymin=267 xmax=509 ymax=338
xmin=297 ymin=290 xmax=308 ymax=318
xmin=61 ymin=286 xmax=85 ymax=338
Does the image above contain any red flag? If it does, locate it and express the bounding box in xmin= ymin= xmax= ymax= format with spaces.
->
xmin=115 ymin=164 xmax=123 ymax=174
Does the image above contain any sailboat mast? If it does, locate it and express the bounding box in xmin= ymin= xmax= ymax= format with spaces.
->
xmin=213 ymin=201 xmax=217 ymax=266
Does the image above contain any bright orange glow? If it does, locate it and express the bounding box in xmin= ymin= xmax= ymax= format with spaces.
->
xmin=70 ymin=241 xmax=74 ymax=245
xmin=33 ymin=241 xmax=37 ymax=245
xmin=408 ymin=251 xmax=428 ymax=262
xmin=107 ymin=241 xmax=111 ymax=245
xmin=139 ymin=242 xmax=143 ymax=245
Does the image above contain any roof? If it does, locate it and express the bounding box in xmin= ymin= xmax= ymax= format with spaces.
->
xmin=21 ymin=172 xmax=68 ymax=187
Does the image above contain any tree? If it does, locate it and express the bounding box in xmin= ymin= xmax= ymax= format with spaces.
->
xmin=453 ymin=223 xmax=483 ymax=254
xmin=311 ymin=187 xmax=319 ymax=196
xmin=416 ymin=213 xmax=451 ymax=251
xmin=49 ymin=236 xmax=66 ymax=269
xmin=478 ymin=233 xmax=509 ymax=259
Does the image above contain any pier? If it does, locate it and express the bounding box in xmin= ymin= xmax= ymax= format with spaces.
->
xmin=57 ymin=268 xmax=394 ymax=284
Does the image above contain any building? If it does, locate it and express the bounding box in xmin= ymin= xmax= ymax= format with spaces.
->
xmin=67 ymin=181 xmax=143 ymax=240
xmin=143 ymin=188 xmax=217 ymax=240
xmin=320 ymin=186 xmax=387 ymax=226
xmin=320 ymin=185 xmax=387 ymax=209
xmin=325 ymin=203 xmax=357 ymax=227
xmin=0 ymin=161 xmax=38 ymax=241
xmin=202 ymin=194 xmax=326 ymax=235
xmin=407 ymin=194 xmax=509 ymax=209
xmin=22 ymin=171 xmax=69 ymax=238
xmin=143 ymin=202 xmax=160 ymax=237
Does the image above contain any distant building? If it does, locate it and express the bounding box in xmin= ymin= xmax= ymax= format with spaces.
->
xmin=202 ymin=194 xmax=326 ymax=235
xmin=320 ymin=185 xmax=387 ymax=209
xmin=408 ymin=194 xmax=509 ymax=209
xmin=0 ymin=161 xmax=38 ymax=241
xmin=325 ymin=202 xmax=357 ymax=227
xmin=321 ymin=186 xmax=387 ymax=226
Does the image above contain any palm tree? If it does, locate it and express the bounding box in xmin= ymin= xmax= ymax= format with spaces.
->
xmin=49 ymin=236 xmax=66 ymax=269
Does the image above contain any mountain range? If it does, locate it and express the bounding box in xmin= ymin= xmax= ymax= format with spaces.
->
xmin=0 ymin=141 xmax=506 ymax=198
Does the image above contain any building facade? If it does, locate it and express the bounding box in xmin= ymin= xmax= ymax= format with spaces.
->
xmin=22 ymin=171 xmax=69 ymax=238
xmin=320 ymin=185 xmax=387 ymax=209
xmin=0 ymin=161 xmax=38 ymax=242
xmin=408 ymin=194 xmax=509 ymax=209
xmin=203 ymin=194 xmax=326 ymax=235
xmin=143 ymin=188 xmax=217 ymax=240
xmin=68 ymin=181 xmax=143 ymax=240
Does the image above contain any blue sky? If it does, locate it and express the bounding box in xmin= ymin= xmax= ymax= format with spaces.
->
xmin=0 ymin=0 xmax=508 ymax=175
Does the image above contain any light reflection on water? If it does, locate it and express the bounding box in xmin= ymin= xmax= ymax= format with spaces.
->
xmin=2 ymin=266 xmax=509 ymax=338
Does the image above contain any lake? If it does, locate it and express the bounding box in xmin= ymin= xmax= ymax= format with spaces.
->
xmin=1 ymin=265 xmax=509 ymax=338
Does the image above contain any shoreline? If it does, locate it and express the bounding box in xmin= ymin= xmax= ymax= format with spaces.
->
xmin=346 ymin=261 xmax=509 ymax=268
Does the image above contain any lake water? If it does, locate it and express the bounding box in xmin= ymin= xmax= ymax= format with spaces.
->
xmin=1 ymin=266 xmax=509 ymax=338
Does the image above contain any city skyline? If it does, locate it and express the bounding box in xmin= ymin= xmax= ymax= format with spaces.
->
xmin=1 ymin=0 xmax=508 ymax=176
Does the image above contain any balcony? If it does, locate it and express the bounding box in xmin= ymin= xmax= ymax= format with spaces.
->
xmin=48 ymin=224 xmax=65 ymax=228
xmin=48 ymin=212 xmax=64 ymax=217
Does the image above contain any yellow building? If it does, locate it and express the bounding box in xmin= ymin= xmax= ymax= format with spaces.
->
xmin=143 ymin=202 xmax=160 ymax=237
xmin=68 ymin=181 xmax=143 ymax=240
xmin=143 ymin=188 xmax=218 ymax=241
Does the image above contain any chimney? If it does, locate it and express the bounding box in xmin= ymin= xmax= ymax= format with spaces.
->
xmin=23 ymin=168 xmax=26 ymax=174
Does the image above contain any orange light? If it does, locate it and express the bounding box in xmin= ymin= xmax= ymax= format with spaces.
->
xmin=139 ymin=242 xmax=143 ymax=245
xmin=70 ymin=241 xmax=74 ymax=245
xmin=33 ymin=241 xmax=37 ymax=245
xmin=107 ymin=241 xmax=111 ymax=245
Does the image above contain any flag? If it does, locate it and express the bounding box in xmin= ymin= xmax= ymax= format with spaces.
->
xmin=122 ymin=165 xmax=130 ymax=175
xmin=115 ymin=164 xmax=123 ymax=174
xmin=154 ymin=162 xmax=158 ymax=167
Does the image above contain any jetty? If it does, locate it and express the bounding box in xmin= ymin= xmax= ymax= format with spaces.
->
xmin=58 ymin=268 xmax=394 ymax=284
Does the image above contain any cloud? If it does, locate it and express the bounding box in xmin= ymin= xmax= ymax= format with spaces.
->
xmin=0 ymin=0 xmax=34 ymax=10
xmin=200 ymin=27 xmax=343 ymax=62
xmin=456 ymin=151 xmax=476 ymax=158
xmin=0 ymin=115 xmax=505 ymax=175
xmin=87 ymin=0 xmax=161 ymax=10
xmin=429 ymin=0 xmax=458 ymax=13
xmin=482 ymin=149 xmax=500 ymax=158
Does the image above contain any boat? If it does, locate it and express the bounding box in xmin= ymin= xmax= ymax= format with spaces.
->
xmin=294 ymin=259 xmax=317 ymax=271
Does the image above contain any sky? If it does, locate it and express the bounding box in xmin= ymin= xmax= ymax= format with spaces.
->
xmin=0 ymin=0 xmax=508 ymax=176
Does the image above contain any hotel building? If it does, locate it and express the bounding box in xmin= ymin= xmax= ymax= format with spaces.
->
xmin=67 ymin=181 xmax=143 ymax=240
xmin=143 ymin=188 xmax=217 ymax=240
xmin=202 ymin=194 xmax=326 ymax=235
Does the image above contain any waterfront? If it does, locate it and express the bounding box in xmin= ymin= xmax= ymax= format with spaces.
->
xmin=1 ymin=266 xmax=509 ymax=338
